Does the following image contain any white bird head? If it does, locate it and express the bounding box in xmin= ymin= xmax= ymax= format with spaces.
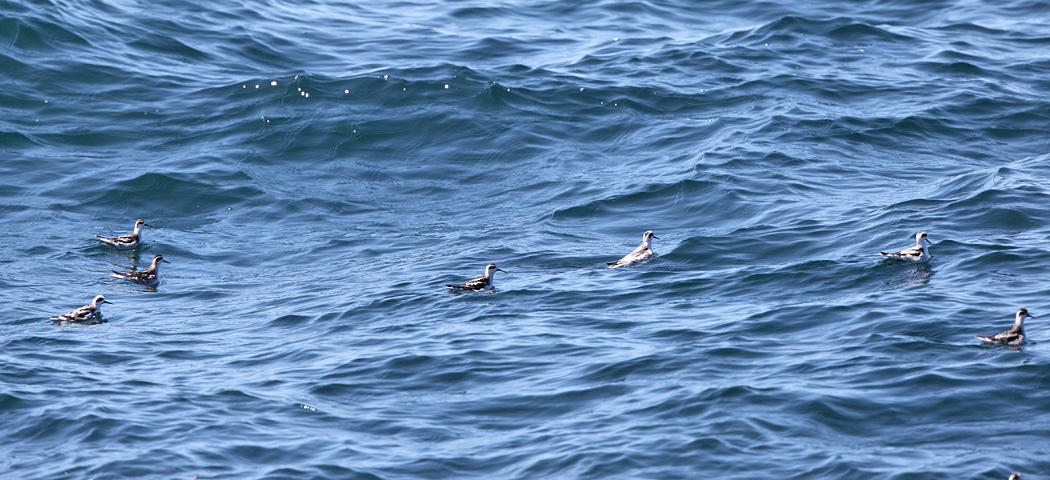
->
xmin=133 ymin=218 xmax=151 ymax=233
xmin=915 ymin=231 xmax=929 ymax=245
xmin=485 ymin=263 xmax=506 ymax=275
xmin=91 ymin=295 xmax=112 ymax=306
xmin=152 ymin=254 xmax=170 ymax=266
xmin=643 ymin=230 xmax=659 ymax=242
xmin=1015 ymin=308 xmax=1034 ymax=327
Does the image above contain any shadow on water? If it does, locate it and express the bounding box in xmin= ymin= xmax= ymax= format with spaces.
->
xmin=882 ymin=261 xmax=934 ymax=287
xmin=101 ymin=254 xmax=139 ymax=271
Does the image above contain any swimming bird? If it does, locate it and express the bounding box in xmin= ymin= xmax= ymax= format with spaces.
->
xmin=445 ymin=263 xmax=505 ymax=291
xmin=1008 ymin=473 xmax=1021 ymax=480
xmin=976 ymin=308 xmax=1033 ymax=346
xmin=96 ymin=218 xmax=151 ymax=250
xmin=111 ymin=254 xmax=169 ymax=285
xmin=607 ymin=230 xmax=658 ymax=268
xmin=880 ymin=231 xmax=931 ymax=262
xmin=50 ymin=295 xmax=111 ymax=322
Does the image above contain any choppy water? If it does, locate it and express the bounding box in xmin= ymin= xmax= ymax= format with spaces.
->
xmin=3 ymin=1 xmax=1050 ymax=478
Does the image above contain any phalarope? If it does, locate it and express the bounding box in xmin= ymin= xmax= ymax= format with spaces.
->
xmin=445 ymin=263 xmax=505 ymax=291
xmin=607 ymin=230 xmax=658 ymax=268
xmin=111 ymin=254 xmax=169 ymax=285
xmin=880 ymin=231 xmax=930 ymax=262
xmin=96 ymin=218 xmax=151 ymax=250
xmin=976 ymin=308 xmax=1033 ymax=346
xmin=1008 ymin=473 xmax=1021 ymax=480
xmin=50 ymin=295 xmax=111 ymax=322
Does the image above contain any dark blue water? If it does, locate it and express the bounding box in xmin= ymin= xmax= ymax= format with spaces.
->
xmin=3 ymin=1 xmax=1050 ymax=478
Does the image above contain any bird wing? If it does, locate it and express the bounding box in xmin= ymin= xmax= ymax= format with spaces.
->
xmin=98 ymin=234 xmax=137 ymax=246
xmin=977 ymin=329 xmax=1023 ymax=344
xmin=626 ymin=243 xmax=649 ymax=258
xmin=881 ymin=244 xmax=923 ymax=258
xmin=52 ymin=305 xmax=94 ymax=320
xmin=609 ymin=245 xmax=653 ymax=267
xmin=112 ymin=269 xmax=157 ymax=283
xmin=446 ymin=276 xmax=486 ymax=290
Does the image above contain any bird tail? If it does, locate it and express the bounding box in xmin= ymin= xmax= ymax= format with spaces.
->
xmin=975 ymin=335 xmax=991 ymax=342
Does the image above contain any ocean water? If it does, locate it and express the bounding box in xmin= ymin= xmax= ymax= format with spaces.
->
xmin=2 ymin=0 xmax=1050 ymax=478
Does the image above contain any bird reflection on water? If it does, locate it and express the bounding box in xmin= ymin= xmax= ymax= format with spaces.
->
xmin=885 ymin=263 xmax=934 ymax=287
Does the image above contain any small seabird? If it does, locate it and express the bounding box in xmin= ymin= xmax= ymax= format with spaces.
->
xmin=1007 ymin=473 xmax=1021 ymax=480
xmin=96 ymin=218 xmax=151 ymax=250
xmin=445 ymin=263 xmax=505 ymax=291
xmin=976 ymin=308 xmax=1034 ymax=346
xmin=880 ymin=231 xmax=931 ymax=262
xmin=607 ymin=230 xmax=658 ymax=268
xmin=50 ymin=295 xmax=111 ymax=322
xmin=111 ymin=254 xmax=169 ymax=285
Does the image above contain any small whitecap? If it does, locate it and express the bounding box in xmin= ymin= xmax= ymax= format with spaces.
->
xmin=383 ymin=74 xmax=389 ymax=80
xmin=444 ymin=84 xmax=449 ymax=89
xmin=270 ymin=80 xmax=277 ymax=86
xmin=255 ymin=84 xmax=260 ymax=88
xmin=344 ymin=89 xmax=349 ymax=94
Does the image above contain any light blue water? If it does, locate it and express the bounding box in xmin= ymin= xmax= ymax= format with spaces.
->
xmin=2 ymin=1 xmax=1050 ymax=478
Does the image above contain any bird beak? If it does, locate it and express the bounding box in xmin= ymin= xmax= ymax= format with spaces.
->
xmin=496 ymin=268 xmax=507 ymax=273
xmin=161 ymin=259 xmax=170 ymax=263
xmin=103 ymin=300 xmax=113 ymax=304
xmin=143 ymin=223 xmax=152 ymax=228
xmin=652 ymin=235 xmax=660 ymax=239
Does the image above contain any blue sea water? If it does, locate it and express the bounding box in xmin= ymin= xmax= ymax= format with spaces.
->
xmin=3 ymin=0 xmax=1050 ymax=478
